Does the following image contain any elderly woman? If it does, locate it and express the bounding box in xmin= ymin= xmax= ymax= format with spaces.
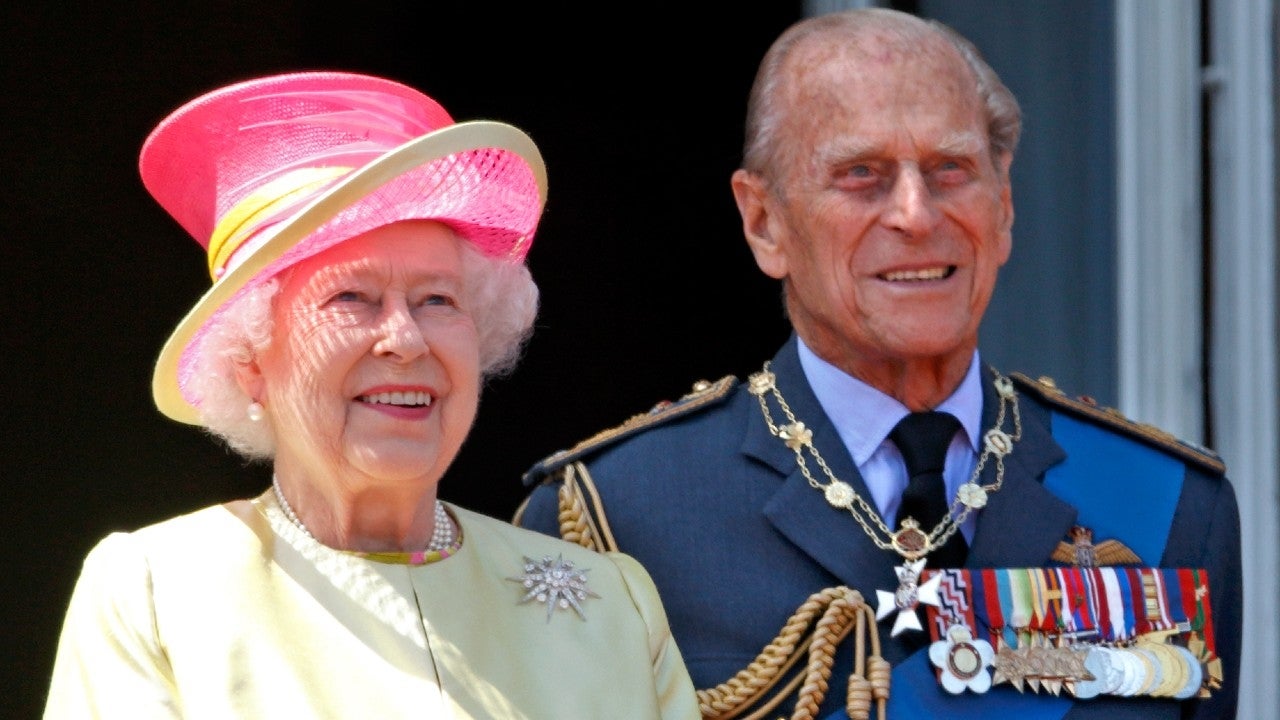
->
xmin=45 ymin=71 xmax=699 ymax=719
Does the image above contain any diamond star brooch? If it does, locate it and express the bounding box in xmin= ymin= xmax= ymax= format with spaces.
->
xmin=508 ymin=554 xmax=600 ymax=621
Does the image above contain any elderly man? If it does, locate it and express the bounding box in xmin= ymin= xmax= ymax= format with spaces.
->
xmin=517 ymin=8 xmax=1240 ymax=719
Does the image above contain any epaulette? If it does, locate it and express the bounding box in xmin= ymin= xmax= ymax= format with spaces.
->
xmin=1010 ymin=372 xmax=1226 ymax=475
xmin=523 ymin=374 xmax=739 ymax=486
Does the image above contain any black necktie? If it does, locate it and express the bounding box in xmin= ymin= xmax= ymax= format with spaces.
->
xmin=890 ymin=411 xmax=968 ymax=568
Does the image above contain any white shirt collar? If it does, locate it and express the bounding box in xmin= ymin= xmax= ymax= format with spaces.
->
xmin=795 ymin=338 xmax=985 ymax=535
xmin=795 ymin=338 xmax=984 ymax=458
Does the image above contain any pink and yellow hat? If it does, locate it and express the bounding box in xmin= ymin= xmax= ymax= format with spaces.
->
xmin=140 ymin=70 xmax=547 ymax=425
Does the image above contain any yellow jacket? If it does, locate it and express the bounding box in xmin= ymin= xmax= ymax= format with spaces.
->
xmin=46 ymin=492 xmax=699 ymax=719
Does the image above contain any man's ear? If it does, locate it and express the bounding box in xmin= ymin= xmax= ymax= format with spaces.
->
xmin=995 ymin=152 xmax=1015 ymax=265
xmin=731 ymin=169 xmax=788 ymax=280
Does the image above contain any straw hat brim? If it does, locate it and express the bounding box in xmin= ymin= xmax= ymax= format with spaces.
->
xmin=153 ymin=119 xmax=547 ymax=425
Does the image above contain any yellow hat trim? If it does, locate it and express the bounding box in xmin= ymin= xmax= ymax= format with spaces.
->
xmin=206 ymin=166 xmax=351 ymax=279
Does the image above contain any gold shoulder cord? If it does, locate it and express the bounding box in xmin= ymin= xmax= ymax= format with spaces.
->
xmin=555 ymin=461 xmax=620 ymax=553
xmin=511 ymin=461 xmax=619 ymax=553
xmin=538 ymin=462 xmax=888 ymax=720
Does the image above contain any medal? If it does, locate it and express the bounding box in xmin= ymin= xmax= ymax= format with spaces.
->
xmin=923 ymin=567 xmax=1223 ymax=701
xmin=875 ymin=558 xmax=942 ymax=635
xmin=928 ymin=622 xmax=995 ymax=693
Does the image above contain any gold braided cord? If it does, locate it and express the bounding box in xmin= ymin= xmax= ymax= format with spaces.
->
xmin=525 ymin=448 xmax=895 ymax=718
xmin=697 ymin=586 xmax=888 ymax=720
xmin=546 ymin=462 xmax=619 ymax=552
xmin=697 ymin=617 xmax=810 ymax=720
xmin=511 ymin=462 xmax=616 ymax=552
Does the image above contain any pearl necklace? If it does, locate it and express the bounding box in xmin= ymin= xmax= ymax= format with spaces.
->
xmin=271 ymin=474 xmax=457 ymax=552
xmin=748 ymin=362 xmax=1023 ymax=635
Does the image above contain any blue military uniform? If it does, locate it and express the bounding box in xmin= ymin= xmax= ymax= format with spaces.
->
xmin=516 ymin=335 xmax=1241 ymax=719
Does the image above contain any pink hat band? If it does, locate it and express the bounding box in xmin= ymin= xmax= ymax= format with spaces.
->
xmin=140 ymin=71 xmax=547 ymax=424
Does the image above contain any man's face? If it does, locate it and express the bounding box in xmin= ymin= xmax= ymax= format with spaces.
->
xmin=748 ymin=33 xmax=1013 ymax=380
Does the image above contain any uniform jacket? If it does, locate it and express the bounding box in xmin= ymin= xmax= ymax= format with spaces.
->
xmin=518 ymin=334 xmax=1241 ymax=719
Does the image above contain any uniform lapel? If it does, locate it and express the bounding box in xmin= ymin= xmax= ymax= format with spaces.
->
xmin=744 ymin=337 xmax=901 ymax=588
xmin=967 ymin=366 xmax=1079 ymax=566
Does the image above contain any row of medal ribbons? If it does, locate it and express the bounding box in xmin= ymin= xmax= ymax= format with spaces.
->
xmin=921 ymin=567 xmax=1222 ymax=700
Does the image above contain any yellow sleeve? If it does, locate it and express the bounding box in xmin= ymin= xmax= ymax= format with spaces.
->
xmin=605 ymin=551 xmax=701 ymax=720
xmin=44 ymin=533 xmax=181 ymax=720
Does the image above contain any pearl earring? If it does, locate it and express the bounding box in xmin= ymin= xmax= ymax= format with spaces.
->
xmin=247 ymin=401 xmax=264 ymax=422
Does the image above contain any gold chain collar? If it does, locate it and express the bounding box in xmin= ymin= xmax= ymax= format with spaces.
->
xmin=748 ymin=362 xmax=1023 ymax=562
